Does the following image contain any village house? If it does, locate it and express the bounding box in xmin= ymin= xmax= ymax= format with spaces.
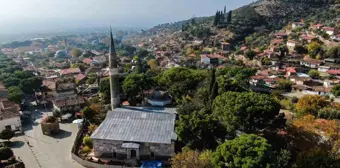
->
xmin=60 ymin=67 xmax=81 ymax=77
xmin=91 ymin=106 xmax=177 ymax=160
xmin=292 ymin=22 xmax=305 ymax=29
xmin=221 ymin=42 xmax=231 ymax=51
xmin=300 ymin=57 xmax=322 ymax=68
xmin=0 ymin=99 xmax=22 ymax=133
xmin=52 ymin=78 xmax=85 ymax=113
xmin=83 ymin=58 xmax=94 ymax=65
xmin=41 ymin=80 xmax=57 ymax=99
xmin=331 ymin=34 xmax=340 ymax=41
xmin=322 ymin=27 xmax=338 ymax=36
xmin=310 ymin=23 xmax=324 ymax=30
xmin=274 ymin=32 xmax=288 ymax=39
xmin=200 ymin=54 xmax=225 ymax=65
xmin=250 ymin=75 xmax=280 ymax=88
xmin=287 ymin=40 xmax=298 ymax=48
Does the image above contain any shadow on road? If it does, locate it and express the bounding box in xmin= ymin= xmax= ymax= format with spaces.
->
xmin=51 ymin=129 xmax=72 ymax=139
xmin=8 ymin=141 xmax=25 ymax=148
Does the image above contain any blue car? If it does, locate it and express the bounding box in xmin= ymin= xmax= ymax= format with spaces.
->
xmin=140 ymin=161 xmax=163 ymax=168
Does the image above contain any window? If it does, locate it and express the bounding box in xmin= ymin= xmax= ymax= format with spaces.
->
xmin=113 ymin=152 xmax=116 ymax=158
xmin=150 ymin=152 xmax=155 ymax=159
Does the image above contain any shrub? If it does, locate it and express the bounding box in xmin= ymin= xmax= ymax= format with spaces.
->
xmin=81 ymin=146 xmax=91 ymax=154
xmin=83 ymin=136 xmax=93 ymax=149
xmin=44 ymin=116 xmax=57 ymax=123
xmin=0 ymin=147 xmax=14 ymax=160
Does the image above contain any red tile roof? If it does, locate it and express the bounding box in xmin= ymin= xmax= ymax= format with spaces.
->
xmin=274 ymin=32 xmax=288 ymax=36
xmin=303 ymin=56 xmax=322 ymax=65
xmin=327 ymin=69 xmax=340 ymax=75
xmin=60 ymin=68 xmax=81 ymax=76
xmin=74 ymin=74 xmax=86 ymax=82
xmin=83 ymin=58 xmax=94 ymax=65
xmin=42 ymin=80 xmax=56 ymax=90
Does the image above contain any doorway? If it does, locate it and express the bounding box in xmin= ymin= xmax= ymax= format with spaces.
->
xmin=130 ymin=150 xmax=137 ymax=158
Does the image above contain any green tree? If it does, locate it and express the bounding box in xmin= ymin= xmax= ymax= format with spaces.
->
xmin=277 ymin=79 xmax=293 ymax=91
xmin=216 ymin=67 xmax=256 ymax=93
xmin=212 ymin=134 xmax=274 ymax=168
xmin=122 ymin=73 xmax=152 ymax=105
xmin=227 ymin=10 xmax=232 ymax=23
xmin=0 ymin=147 xmax=14 ymax=160
xmin=331 ymin=84 xmax=340 ymax=97
xmin=245 ymin=49 xmax=256 ymax=60
xmin=307 ymin=42 xmax=322 ymax=58
xmin=308 ymin=69 xmax=320 ymax=79
xmin=325 ymin=46 xmax=340 ymax=58
xmin=70 ymin=48 xmax=82 ymax=58
xmin=82 ymin=107 xmax=96 ymax=120
xmin=19 ymin=77 xmax=42 ymax=94
xmin=2 ymin=77 xmax=20 ymax=88
xmin=7 ymin=86 xmax=24 ymax=104
xmin=0 ymin=129 xmax=15 ymax=142
xmin=213 ymin=92 xmax=280 ymax=133
xmin=157 ymin=67 xmax=207 ymax=103
xmin=176 ymin=104 xmax=227 ymax=150
xmin=99 ymin=78 xmax=110 ymax=103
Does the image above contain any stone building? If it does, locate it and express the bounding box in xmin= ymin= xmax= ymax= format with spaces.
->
xmin=90 ymin=106 xmax=177 ymax=160
xmin=90 ymin=29 xmax=177 ymax=161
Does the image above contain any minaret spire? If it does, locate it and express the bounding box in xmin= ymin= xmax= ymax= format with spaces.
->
xmin=109 ymin=26 xmax=120 ymax=110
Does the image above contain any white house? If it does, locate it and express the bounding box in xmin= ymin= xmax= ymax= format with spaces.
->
xmin=292 ymin=22 xmax=305 ymax=29
xmin=200 ymin=54 xmax=210 ymax=64
xmin=331 ymin=34 xmax=340 ymax=41
xmin=287 ymin=40 xmax=297 ymax=48
xmin=323 ymin=27 xmax=337 ymax=36
xmin=300 ymin=57 xmax=323 ymax=68
xmin=0 ymin=100 xmax=22 ymax=133
xmin=318 ymin=66 xmax=330 ymax=72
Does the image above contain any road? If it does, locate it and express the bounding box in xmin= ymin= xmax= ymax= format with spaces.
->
xmin=10 ymin=109 xmax=84 ymax=168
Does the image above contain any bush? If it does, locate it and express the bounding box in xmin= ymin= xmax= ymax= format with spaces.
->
xmin=81 ymin=146 xmax=91 ymax=154
xmin=0 ymin=147 xmax=14 ymax=160
xmin=83 ymin=136 xmax=93 ymax=149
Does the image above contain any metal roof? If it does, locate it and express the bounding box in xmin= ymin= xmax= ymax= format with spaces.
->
xmin=91 ymin=106 xmax=177 ymax=144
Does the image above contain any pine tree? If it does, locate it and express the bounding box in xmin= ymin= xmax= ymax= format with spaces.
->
xmin=227 ymin=10 xmax=232 ymax=23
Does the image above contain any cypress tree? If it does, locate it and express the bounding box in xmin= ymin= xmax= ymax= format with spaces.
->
xmin=224 ymin=6 xmax=226 ymax=14
xmin=210 ymin=81 xmax=219 ymax=102
xmin=214 ymin=11 xmax=219 ymax=26
xmin=209 ymin=68 xmax=216 ymax=94
xmin=227 ymin=10 xmax=232 ymax=23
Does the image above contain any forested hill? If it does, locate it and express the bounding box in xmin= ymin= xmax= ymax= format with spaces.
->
xmin=139 ymin=0 xmax=337 ymax=43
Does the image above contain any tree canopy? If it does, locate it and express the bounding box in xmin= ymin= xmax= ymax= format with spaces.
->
xmin=122 ymin=73 xmax=153 ymax=105
xmin=157 ymin=67 xmax=207 ymax=103
xmin=0 ymin=147 xmax=14 ymax=160
xmin=70 ymin=48 xmax=82 ymax=58
xmin=7 ymin=86 xmax=24 ymax=104
xmin=0 ymin=129 xmax=15 ymax=142
xmin=211 ymin=134 xmax=273 ymax=168
xmin=213 ymin=92 xmax=280 ymax=133
xmin=295 ymin=95 xmax=329 ymax=117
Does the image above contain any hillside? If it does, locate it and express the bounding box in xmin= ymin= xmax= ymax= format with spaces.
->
xmin=124 ymin=0 xmax=337 ymax=46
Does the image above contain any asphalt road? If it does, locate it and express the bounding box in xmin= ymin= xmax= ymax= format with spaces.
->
xmin=10 ymin=109 xmax=84 ymax=168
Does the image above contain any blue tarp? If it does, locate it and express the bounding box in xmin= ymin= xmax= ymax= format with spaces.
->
xmin=140 ymin=161 xmax=163 ymax=168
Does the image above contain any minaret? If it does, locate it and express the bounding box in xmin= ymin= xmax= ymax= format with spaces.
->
xmin=109 ymin=27 xmax=120 ymax=110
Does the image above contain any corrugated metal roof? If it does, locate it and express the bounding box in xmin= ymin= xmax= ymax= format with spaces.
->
xmin=91 ymin=106 xmax=177 ymax=144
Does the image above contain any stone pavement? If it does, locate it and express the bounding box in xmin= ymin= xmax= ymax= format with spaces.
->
xmin=10 ymin=111 xmax=84 ymax=168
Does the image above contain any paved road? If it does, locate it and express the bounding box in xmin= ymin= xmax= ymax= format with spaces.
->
xmin=10 ymin=110 xmax=84 ymax=168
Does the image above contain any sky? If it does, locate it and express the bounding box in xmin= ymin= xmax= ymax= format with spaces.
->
xmin=0 ymin=0 xmax=253 ymax=34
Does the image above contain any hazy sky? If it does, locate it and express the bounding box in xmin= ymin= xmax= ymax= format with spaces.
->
xmin=0 ymin=0 xmax=252 ymax=34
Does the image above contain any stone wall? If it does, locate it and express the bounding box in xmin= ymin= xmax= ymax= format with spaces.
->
xmin=71 ymin=153 xmax=139 ymax=168
xmin=93 ymin=139 xmax=174 ymax=159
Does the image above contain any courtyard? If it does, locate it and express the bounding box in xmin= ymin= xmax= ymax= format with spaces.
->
xmin=9 ymin=109 xmax=84 ymax=168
